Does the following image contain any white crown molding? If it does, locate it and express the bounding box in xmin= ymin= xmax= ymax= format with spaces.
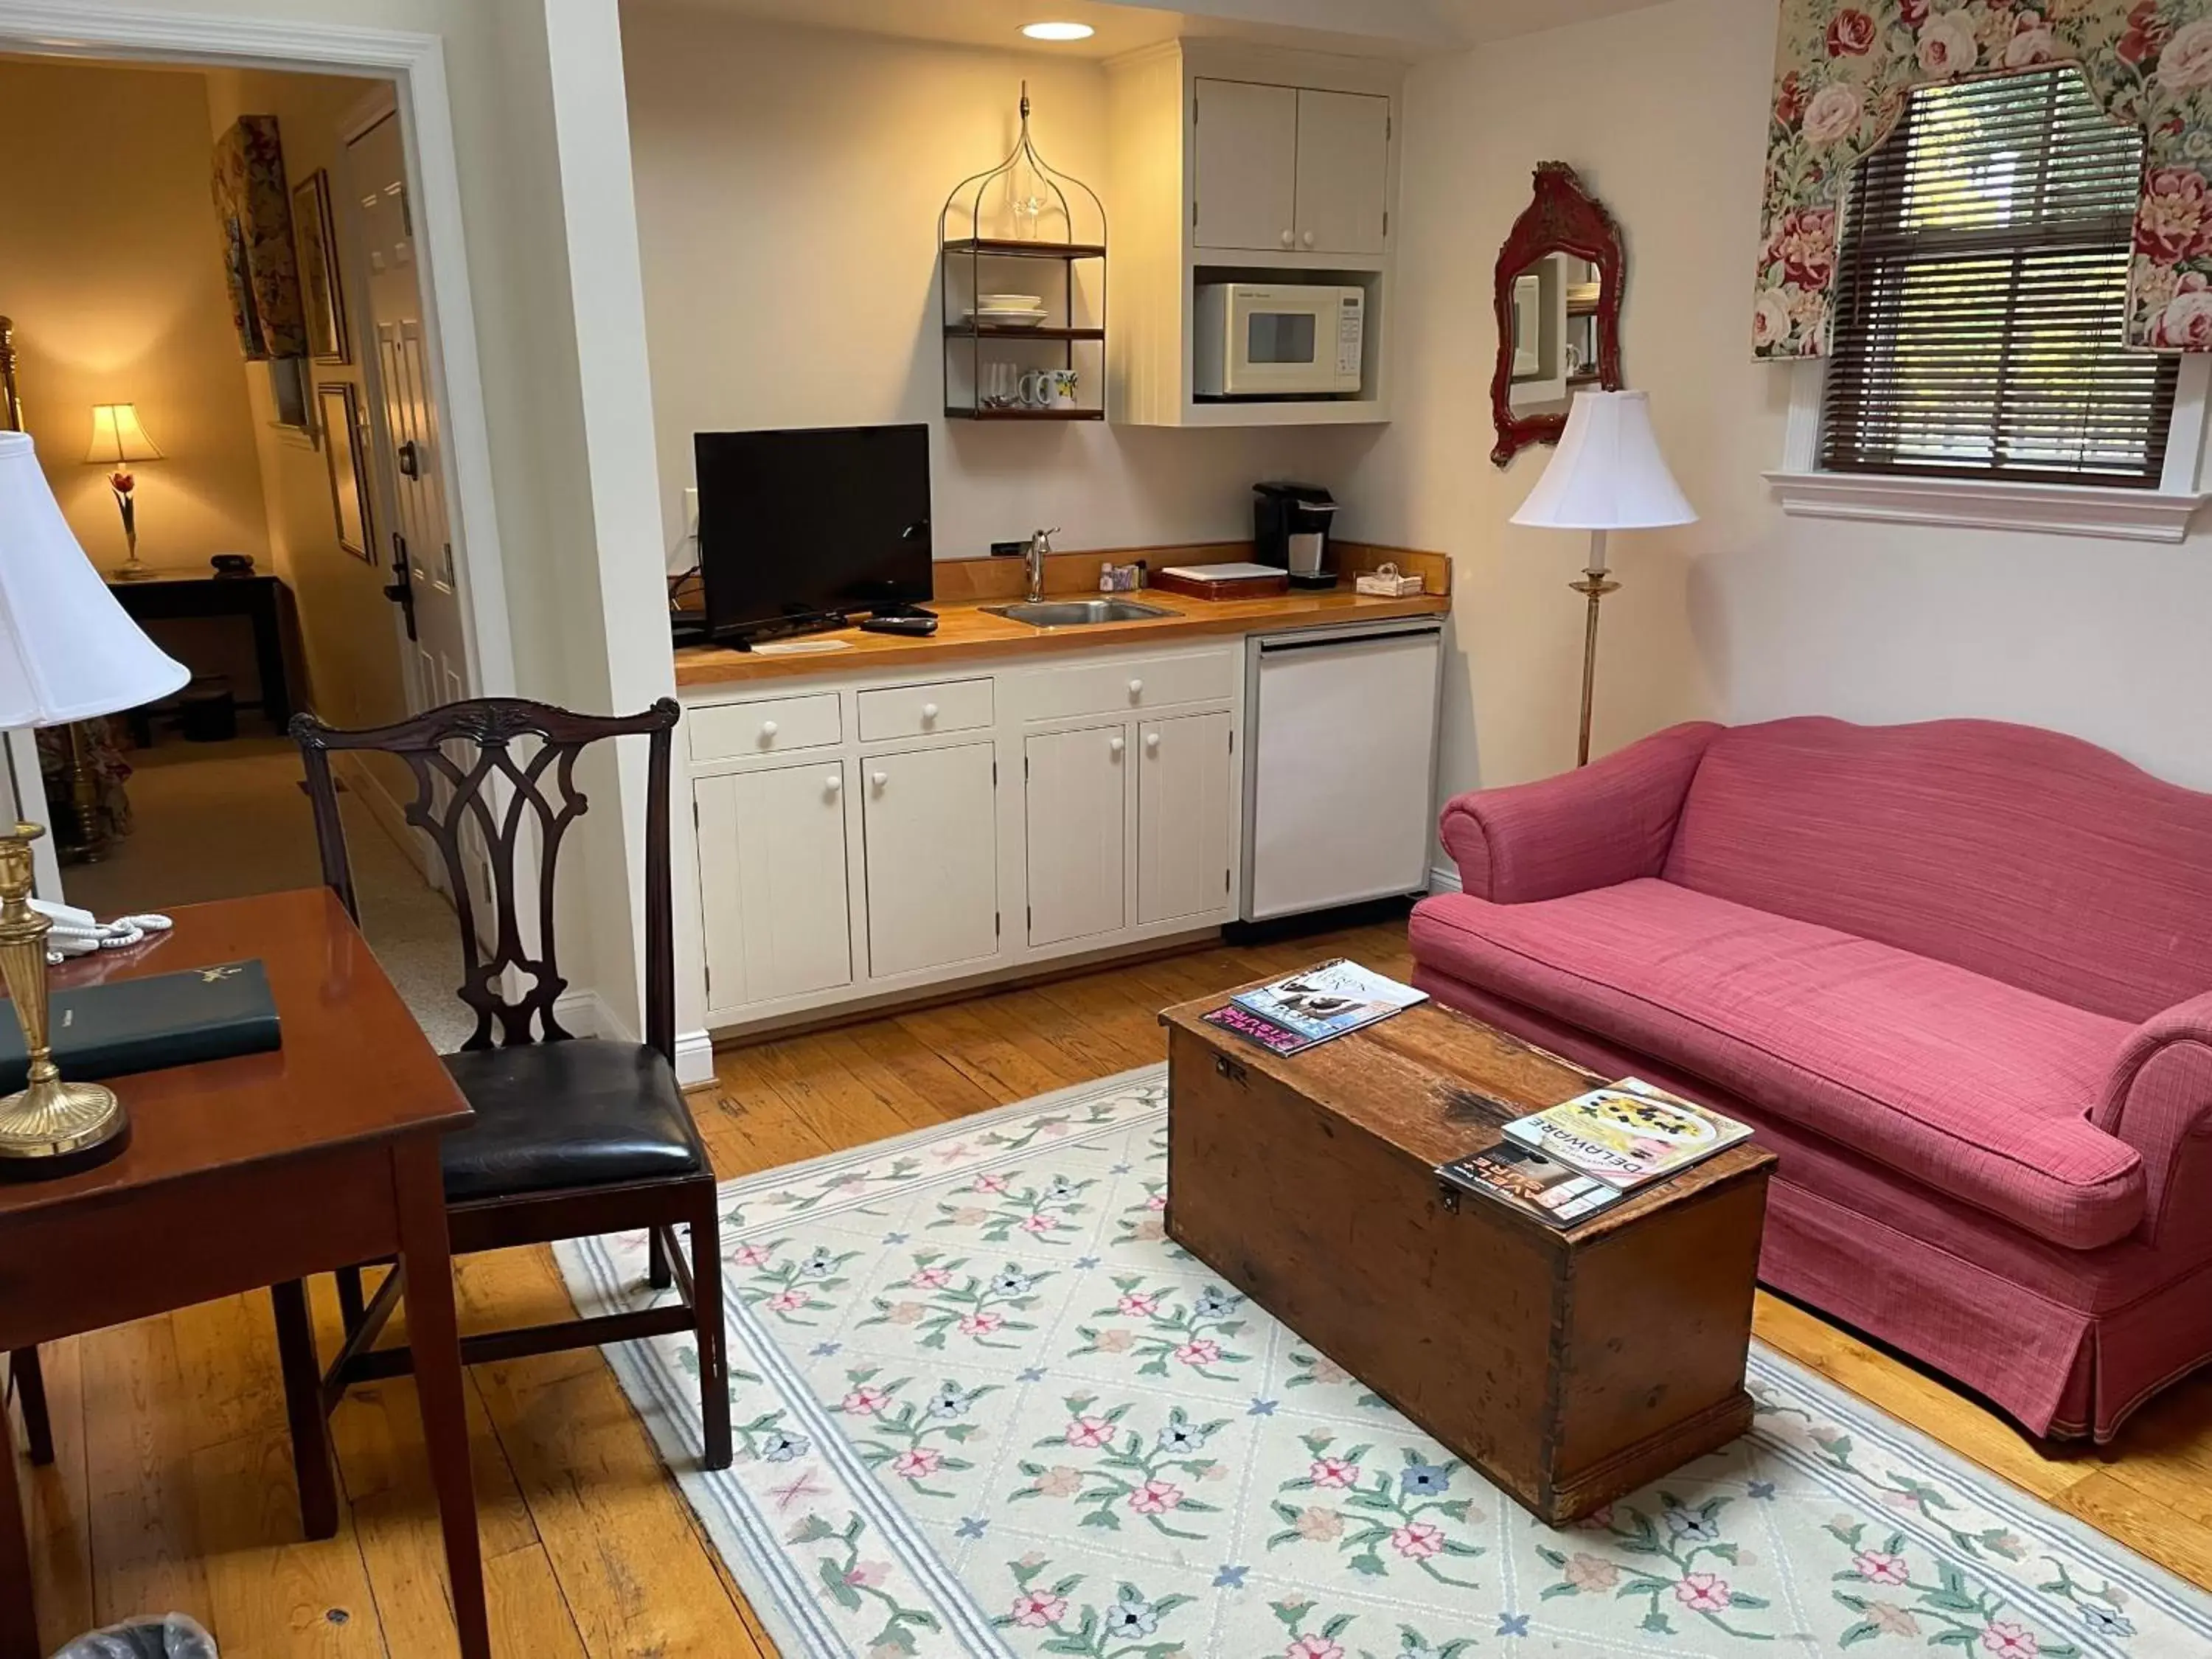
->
xmin=1763 ymin=470 xmax=2209 ymax=543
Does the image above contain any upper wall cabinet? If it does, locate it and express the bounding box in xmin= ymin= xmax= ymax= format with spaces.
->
xmin=1109 ymin=42 xmax=1402 ymax=428
xmin=1193 ymin=81 xmax=1390 ymax=258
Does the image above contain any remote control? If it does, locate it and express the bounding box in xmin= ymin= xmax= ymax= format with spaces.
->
xmin=860 ymin=613 xmax=939 ymax=636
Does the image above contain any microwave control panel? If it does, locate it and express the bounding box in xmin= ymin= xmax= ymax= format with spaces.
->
xmin=1336 ymin=294 xmax=1365 ymax=378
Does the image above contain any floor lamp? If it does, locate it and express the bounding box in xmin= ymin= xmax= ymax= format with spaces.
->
xmin=1509 ymin=390 xmax=1696 ymax=766
xmin=0 ymin=430 xmax=189 ymax=1172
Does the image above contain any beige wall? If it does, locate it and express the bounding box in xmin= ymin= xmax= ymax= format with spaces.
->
xmin=619 ymin=5 xmax=1376 ymax=568
xmin=0 ymin=58 xmax=271 ymax=572
xmin=1351 ymin=0 xmax=2212 ymax=800
xmin=201 ymin=65 xmax=409 ymax=732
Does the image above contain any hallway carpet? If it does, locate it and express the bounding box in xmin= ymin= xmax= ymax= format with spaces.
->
xmin=61 ymin=734 xmax=476 ymax=1051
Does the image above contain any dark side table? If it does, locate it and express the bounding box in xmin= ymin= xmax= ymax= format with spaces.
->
xmin=105 ymin=569 xmax=296 ymax=728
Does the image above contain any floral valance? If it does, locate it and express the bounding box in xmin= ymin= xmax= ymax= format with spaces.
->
xmin=1756 ymin=1 xmax=2212 ymax=358
xmin=212 ymin=114 xmax=306 ymax=362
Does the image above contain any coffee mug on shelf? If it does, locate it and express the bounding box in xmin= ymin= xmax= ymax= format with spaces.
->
xmin=1049 ymin=369 xmax=1079 ymax=410
xmin=1018 ymin=370 xmax=1053 ymax=408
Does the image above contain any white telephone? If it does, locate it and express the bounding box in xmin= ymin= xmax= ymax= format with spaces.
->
xmin=29 ymin=899 xmax=172 ymax=964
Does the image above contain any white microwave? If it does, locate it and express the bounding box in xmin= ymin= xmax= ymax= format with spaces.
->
xmin=1194 ymin=282 xmax=1365 ymax=398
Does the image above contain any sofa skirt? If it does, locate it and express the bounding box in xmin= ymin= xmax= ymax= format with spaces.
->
xmin=1412 ymin=964 xmax=2212 ymax=1443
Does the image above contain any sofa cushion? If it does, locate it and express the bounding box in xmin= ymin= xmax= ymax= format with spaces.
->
xmin=1409 ymin=879 xmax=2143 ymax=1249
xmin=1660 ymin=716 xmax=2212 ymax=1023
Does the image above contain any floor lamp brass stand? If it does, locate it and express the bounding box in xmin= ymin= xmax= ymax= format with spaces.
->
xmin=1570 ymin=529 xmax=1617 ymax=768
xmin=0 ymin=821 xmax=130 ymax=1171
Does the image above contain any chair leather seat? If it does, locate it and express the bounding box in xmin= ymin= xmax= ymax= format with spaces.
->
xmin=439 ymin=1038 xmax=707 ymax=1203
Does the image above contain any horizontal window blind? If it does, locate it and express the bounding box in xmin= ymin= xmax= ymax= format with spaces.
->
xmin=1820 ymin=66 xmax=2177 ymax=489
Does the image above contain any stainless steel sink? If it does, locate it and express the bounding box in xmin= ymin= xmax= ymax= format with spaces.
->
xmin=982 ymin=598 xmax=1178 ymax=628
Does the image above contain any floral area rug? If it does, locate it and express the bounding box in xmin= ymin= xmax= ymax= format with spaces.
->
xmin=554 ymin=1065 xmax=2212 ymax=1659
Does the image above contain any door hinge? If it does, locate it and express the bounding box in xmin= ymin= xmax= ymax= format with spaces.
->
xmin=1224 ymin=867 xmax=1231 ymax=891
xmin=692 ymin=799 xmax=700 ymax=830
xmin=992 ymin=760 xmax=998 ymax=786
xmin=1024 ymin=756 xmax=1030 ymax=779
xmin=1387 ymin=114 xmax=1393 ymax=141
xmin=1228 ymin=728 xmax=1235 ymax=752
xmin=1383 ymin=209 xmax=1390 ymax=237
xmin=1192 ymin=200 xmax=1199 ymax=230
xmin=996 ymin=911 xmax=1003 ymax=937
xmin=1026 ymin=905 xmax=1033 ymax=930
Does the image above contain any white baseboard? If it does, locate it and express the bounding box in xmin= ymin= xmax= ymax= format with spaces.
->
xmin=675 ymin=1029 xmax=716 ymax=1090
xmin=552 ymin=991 xmax=715 ymax=1088
xmin=1427 ymin=865 xmax=1463 ymax=895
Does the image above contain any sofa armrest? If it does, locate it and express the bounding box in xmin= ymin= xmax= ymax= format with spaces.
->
xmin=1439 ymin=721 xmax=1721 ymax=903
xmin=2096 ymin=990 xmax=2212 ymax=1248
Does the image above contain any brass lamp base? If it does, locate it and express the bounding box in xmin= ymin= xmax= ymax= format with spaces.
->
xmin=0 ymin=1078 xmax=128 ymax=1167
xmin=0 ymin=821 xmax=131 ymax=1177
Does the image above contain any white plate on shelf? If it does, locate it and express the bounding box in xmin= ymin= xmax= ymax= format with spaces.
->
xmin=978 ymin=293 xmax=1043 ymax=309
xmin=968 ymin=310 xmax=1049 ymax=327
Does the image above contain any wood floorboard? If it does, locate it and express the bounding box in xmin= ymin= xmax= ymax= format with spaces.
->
xmin=17 ymin=917 xmax=2212 ymax=1655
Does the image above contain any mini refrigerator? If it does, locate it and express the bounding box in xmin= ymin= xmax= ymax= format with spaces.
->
xmin=1239 ymin=617 xmax=1445 ymax=922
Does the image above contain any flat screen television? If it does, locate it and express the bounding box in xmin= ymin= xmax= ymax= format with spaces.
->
xmin=694 ymin=423 xmax=933 ymax=644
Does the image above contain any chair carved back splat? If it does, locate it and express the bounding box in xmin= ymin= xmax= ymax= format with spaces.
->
xmin=291 ymin=697 xmax=681 ymax=1058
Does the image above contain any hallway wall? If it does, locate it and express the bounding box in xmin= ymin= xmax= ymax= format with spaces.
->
xmin=0 ymin=58 xmax=271 ymax=571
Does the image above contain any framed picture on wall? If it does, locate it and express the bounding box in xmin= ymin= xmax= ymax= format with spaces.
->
xmin=293 ymin=169 xmax=351 ymax=365
xmin=319 ymin=381 xmax=372 ymax=562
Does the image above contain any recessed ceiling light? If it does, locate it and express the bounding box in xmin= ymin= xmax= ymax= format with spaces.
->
xmin=1021 ymin=21 xmax=1096 ymax=41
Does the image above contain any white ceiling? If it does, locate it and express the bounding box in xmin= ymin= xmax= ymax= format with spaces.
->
xmin=636 ymin=0 xmax=1676 ymax=60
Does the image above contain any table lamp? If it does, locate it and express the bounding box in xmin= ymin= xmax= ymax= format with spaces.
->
xmin=1509 ymin=389 xmax=1696 ymax=766
xmin=0 ymin=430 xmax=189 ymax=1172
xmin=85 ymin=401 xmax=164 ymax=582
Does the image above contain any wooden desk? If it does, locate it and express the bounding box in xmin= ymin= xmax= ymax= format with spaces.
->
xmin=106 ymin=569 xmax=296 ymax=726
xmin=0 ymin=890 xmax=488 ymax=1659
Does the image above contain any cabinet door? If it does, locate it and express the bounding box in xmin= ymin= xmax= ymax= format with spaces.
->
xmin=862 ymin=741 xmax=999 ymax=979
xmin=1293 ymin=89 xmax=1391 ymax=256
xmin=1193 ymin=78 xmax=1298 ymax=252
xmin=1137 ymin=711 xmax=1235 ymax=926
xmin=1025 ymin=724 xmax=1127 ymax=947
xmin=695 ymin=763 xmax=852 ymax=1009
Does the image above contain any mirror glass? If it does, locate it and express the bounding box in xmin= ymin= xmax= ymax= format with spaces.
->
xmin=1506 ymin=257 xmax=1604 ymax=419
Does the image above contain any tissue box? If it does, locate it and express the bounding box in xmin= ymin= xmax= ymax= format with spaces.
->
xmin=1356 ymin=566 xmax=1425 ymax=597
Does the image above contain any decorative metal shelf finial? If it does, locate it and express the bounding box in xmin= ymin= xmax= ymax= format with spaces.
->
xmin=939 ymin=79 xmax=1106 ymax=249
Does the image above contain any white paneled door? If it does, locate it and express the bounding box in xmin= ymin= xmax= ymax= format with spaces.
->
xmin=1293 ymin=89 xmax=1391 ymax=256
xmin=1193 ymin=77 xmax=1299 ymax=252
xmin=1024 ymin=724 xmax=1127 ymax=947
xmin=862 ymin=742 xmax=999 ymax=980
xmin=1137 ymin=711 xmax=1234 ymax=925
xmin=696 ymin=763 xmax=853 ymax=1009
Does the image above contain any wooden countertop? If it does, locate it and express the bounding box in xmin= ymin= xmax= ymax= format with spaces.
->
xmin=674 ymin=585 xmax=1450 ymax=688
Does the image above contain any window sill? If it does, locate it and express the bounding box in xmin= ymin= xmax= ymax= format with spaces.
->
xmin=1763 ymin=470 xmax=2209 ymax=544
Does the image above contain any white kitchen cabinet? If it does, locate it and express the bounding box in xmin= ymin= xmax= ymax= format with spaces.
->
xmin=1193 ymin=78 xmax=1299 ymax=252
xmin=862 ymin=741 xmax=999 ymax=979
xmin=695 ymin=762 xmax=852 ymax=1009
xmin=1294 ymin=89 xmax=1391 ymax=256
xmin=1137 ymin=710 xmax=1236 ymax=925
xmin=1023 ymin=725 xmax=1128 ymax=947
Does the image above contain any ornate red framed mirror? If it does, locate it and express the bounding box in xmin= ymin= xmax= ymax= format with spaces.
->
xmin=1491 ymin=163 xmax=1626 ymax=467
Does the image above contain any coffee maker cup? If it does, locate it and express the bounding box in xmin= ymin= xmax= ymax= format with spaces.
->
xmin=1253 ymin=482 xmax=1341 ymax=591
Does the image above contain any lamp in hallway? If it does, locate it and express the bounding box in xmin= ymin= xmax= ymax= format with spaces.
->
xmin=1510 ymin=389 xmax=1695 ymax=767
xmin=0 ymin=430 xmax=189 ymax=1173
xmin=84 ymin=401 xmax=164 ymax=582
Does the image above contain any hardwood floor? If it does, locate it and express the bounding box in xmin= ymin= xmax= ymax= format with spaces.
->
xmin=15 ymin=917 xmax=2212 ymax=1654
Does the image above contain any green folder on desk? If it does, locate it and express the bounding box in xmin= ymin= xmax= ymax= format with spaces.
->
xmin=0 ymin=959 xmax=282 ymax=1093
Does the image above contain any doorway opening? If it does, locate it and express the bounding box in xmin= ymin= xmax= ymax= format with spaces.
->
xmin=0 ymin=50 xmax=479 ymax=1049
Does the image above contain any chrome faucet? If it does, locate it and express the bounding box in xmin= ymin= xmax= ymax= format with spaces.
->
xmin=1024 ymin=526 xmax=1059 ymax=603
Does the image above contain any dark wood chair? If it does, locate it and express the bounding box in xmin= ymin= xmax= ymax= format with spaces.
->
xmin=275 ymin=696 xmax=729 ymax=1523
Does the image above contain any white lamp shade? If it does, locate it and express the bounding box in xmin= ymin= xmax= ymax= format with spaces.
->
xmin=1510 ymin=389 xmax=1697 ymax=531
xmin=84 ymin=403 xmax=163 ymax=466
xmin=0 ymin=431 xmax=189 ymax=727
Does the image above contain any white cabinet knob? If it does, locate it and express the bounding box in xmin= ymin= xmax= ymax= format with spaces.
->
xmin=1109 ymin=736 xmax=1125 ymax=754
xmin=759 ymin=720 xmax=778 ymax=740
xmin=922 ymin=702 xmax=939 ymax=722
xmin=1301 ymin=230 xmax=1315 ymax=247
xmin=824 ymin=773 xmax=843 ymax=793
xmin=1280 ymin=229 xmax=1294 ymax=247
xmin=1127 ymin=678 xmax=1144 ymax=698
xmin=1145 ymin=731 xmax=1161 ymax=751
xmin=872 ymin=770 xmax=888 ymax=788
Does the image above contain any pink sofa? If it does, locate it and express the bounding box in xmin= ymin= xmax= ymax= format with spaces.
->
xmin=1409 ymin=716 xmax=2212 ymax=1442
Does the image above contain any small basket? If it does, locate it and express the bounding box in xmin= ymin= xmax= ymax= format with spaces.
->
xmin=1355 ymin=561 xmax=1425 ymax=598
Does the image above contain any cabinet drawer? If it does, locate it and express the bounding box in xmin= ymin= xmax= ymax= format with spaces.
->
xmin=1021 ymin=652 xmax=1236 ymax=722
xmin=857 ymin=678 xmax=993 ymax=742
xmin=692 ymin=692 xmax=842 ymax=760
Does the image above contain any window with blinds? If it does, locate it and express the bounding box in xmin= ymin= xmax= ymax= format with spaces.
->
xmin=1820 ymin=66 xmax=2177 ymax=489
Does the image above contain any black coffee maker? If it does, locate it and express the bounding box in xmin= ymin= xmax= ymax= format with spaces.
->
xmin=1253 ymin=482 xmax=1340 ymax=590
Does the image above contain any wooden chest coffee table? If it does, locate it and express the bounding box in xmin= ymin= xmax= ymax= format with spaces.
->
xmin=1161 ymin=987 xmax=1775 ymax=1524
